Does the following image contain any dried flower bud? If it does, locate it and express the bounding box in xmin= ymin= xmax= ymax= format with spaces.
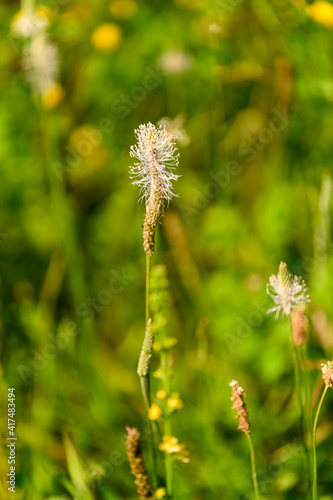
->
xmin=125 ymin=426 xmax=153 ymax=500
xmin=229 ymin=380 xmax=251 ymax=436
xmin=267 ymin=261 xmax=310 ymax=319
xmin=137 ymin=319 xmax=154 ymax=377
xmin=291 ymin=307 xmax=309 ymax=346
xmin=321 ymin=360 xmax=333 ymax=388
xmin=129 ymin=123 xmax=179 ymax=254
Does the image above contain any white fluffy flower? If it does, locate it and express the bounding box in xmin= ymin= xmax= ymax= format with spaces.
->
xmin=23 ymin=32 xmax=59 ymax=95
xmin=11 ymin=10 xmax=49 ymax=39
xmin=129 ymin=122 xmax=180 ymax=204
xmin=158 ymin=50 xmax=193 ymax=75
xmin=266 ymin=262 xmax=310 ymax=319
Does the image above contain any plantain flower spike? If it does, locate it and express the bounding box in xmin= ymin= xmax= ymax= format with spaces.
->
xmin=137 ymin=319 xmax=154 ymax=378
xmin=125 ymin=426 xmax=153 ymax=499
xmin=266 ymin=261 xmax=310 ymax=319
xmin=129 ymin=122 xmax=180 ymax=254
xmin=230 ymin=380 xmax=251 ymax=436
xmin=321 ymin=360 xmax=333 ymax=388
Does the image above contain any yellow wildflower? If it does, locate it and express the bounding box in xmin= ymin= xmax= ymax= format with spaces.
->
xmin=148 ymin=402 xmax=162 ymax=421
xmin=306 ymin=1 xmax=333 ymax=27
xmin=155 ymin=487 xmax=167 ymax=499
xmin=157 ymin=390 xmax=167 ymax=400
xmin=91 ymin=23 xmax=122 ymax=51
xmin=153 ymin=341 xmax=162 ymax=351
xmin=42 ymin=83 xmax=65 ymax=110
xmin=153 ymin=367 xmax=164 ymax=379
xmin=159 ymin=436 xmax=190 ymax=462
xmin=159 ymin=435 xmax=181 ymax=454
xmin=167 ymin=393 xmax=183 ymax=410
xmin=163 ymin=337 xmax=178 ymax=349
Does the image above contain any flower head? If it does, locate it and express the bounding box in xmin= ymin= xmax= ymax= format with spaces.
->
xmin=148 ymin=402 xmax=162 ymax=421
xmin=266 ymin=262 xmax=310 ymax=319
xmin=229 ymin=380 xmax=251 ymax=436
xmin=129 ymin=123 xmax=180 ymax=254
xmin=159 ymin=435 xmax=190 ymax=463
xmin=125 ymin=427 xmax=153 ymax=499
xmin=23 ymin=32 xmax=59 ymax=95
xmin=306 ymin=1 xmax=333 ymax=28
xmin=321 ymin=360 xmax=333 ymax=387
xmin=130 ymin=123 xmax=179 ymax=204
xmin=11 ymin=8 xmax=50 ymax=39
xmin=167 ymin=393 xmax=183 ymax=411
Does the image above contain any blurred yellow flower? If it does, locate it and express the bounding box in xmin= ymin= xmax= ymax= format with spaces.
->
xmin=157 ymin=390 xmax=167 ymax=399
xmin=155 ymin=487 xmax=166 ymax=499
xmin=109 ymin=0 xmax=138 ymax=19
xmin=306 ymin=1 xmax=333 ymax=27
xmin=91 ymin=23 xmax=122 ymax=51
xmin=148 ymin=402 xmax=162 ymax=420
xmin=153 ymin=341 xmax=162 ymax=351
xmin=159 ymin=435 xmax=181 ymax=453
xmin=159 ymin=436 xmax=190 ymax=462
xmin=153 ymin=367 xmax=163 ymax=379
xmin=163 ymin=337 xmax=178 ymax=349
xmin=42 ymin=83 xmax=65 ymax=110
xmin=167 ymin=393 xmax=183 ymax=410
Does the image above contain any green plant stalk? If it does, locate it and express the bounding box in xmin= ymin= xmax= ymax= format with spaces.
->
xmin=291 ymin=330 xmax=310 ymax=493
xmin=300 ymin=345 xmax=313 ymax=486
xmin=312 ymin=384 xmax=328 ymax=500
xmin=141 ymin=254 xmax=158 ymax=490
xmin=246 ymin=434 xmax=260 ymax=500
xmin=162 ymin=349 xmax=174 ymax=499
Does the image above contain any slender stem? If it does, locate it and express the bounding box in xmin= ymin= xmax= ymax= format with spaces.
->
xmin=292 ymin=339 xmax=310 ymax=493
xmin=162 ymin=350 xmax=174 ymax=499
xmin=300 ymin=345 xmax=313 ymax=490
xmin=146 ymin=254 xmax=151 ymax=325
xmin=247 ymin=434 xmax=260 ymax=500
xmin=140 ymin=253 xmax=157 ymax=489
xmin=312 ymin=385 xmax=328 ymax=500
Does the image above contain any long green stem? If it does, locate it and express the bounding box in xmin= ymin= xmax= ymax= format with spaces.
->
xmin=141 ymin=253 xmax=157 ymax=489
xmin=312 ymin=385 xmax=328 ymax=500
xmin=247 ymin=434 xmax=260 ymax=500
xmin=146 ymin=254 xmax=151 ymax=325
xmin=162 ymin=350 xmax=174 ymax=499
xmin=292 ymin=340 xmax=310 ymax=493
xmin=300 ymin=346 xmax=313 ymax=488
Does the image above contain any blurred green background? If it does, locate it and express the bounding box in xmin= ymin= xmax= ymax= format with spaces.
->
xmin=0 ymin=0 xmax=333 ymax=498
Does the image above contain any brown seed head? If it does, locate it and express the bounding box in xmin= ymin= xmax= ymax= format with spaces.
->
xmin=125 ymin=426 xmax=153 ymax=499
xmin=230 ymin=380 xmax=251 ymax=436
